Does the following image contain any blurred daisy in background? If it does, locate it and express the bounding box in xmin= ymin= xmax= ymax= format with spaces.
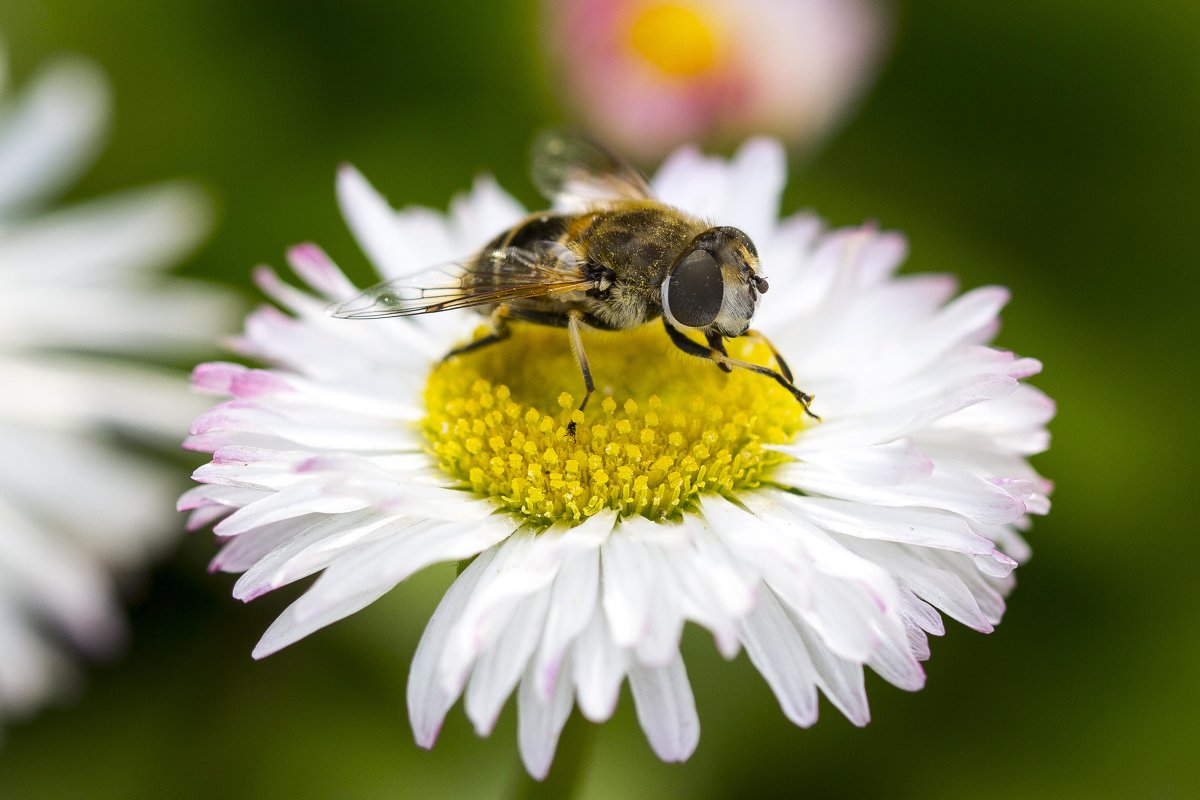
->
xmin=185 ymin=136 xmax=1052 ymax=778
xmin=542 ymin=0 xmax=888 ymax=161
xmin=0 ymin=41 xmax=234 ymax=734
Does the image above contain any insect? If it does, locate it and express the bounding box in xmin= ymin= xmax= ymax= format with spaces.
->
xmin=329 ymin=131 xmax=818 ymax=434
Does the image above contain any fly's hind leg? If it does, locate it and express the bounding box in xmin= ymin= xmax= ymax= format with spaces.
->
xmin=442 ymin=306 xmax=511 ymax=362
xmin=565 ymin=310 xmax=595 ymax=438
xmin=664 ymin=320 xmax=820 ymax=421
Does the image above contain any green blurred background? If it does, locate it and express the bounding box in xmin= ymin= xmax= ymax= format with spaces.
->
xmin=1 ymin=0 xmax=1197 ymax=797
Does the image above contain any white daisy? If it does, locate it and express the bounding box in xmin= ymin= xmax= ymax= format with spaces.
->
xmin=0 ymin=44 xmax=233 ymax=730
xmin=185 ymin=138 xmax=1052 ymax=778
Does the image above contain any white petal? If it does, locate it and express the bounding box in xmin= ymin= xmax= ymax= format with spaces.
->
xmin=772 ymin=439 xmax=933 ymax=487
xmin=0 ymin=184 xmax=211 ymax=286
xmin=0 ymin=354 xmax=212 ymax=440
xmin=209 ymin=518 xmax=310 ymax=573
xmin=336 ymin=165 xmax=419 ymax=278
xmin=0 ymin=425 xmax=178 ymax=566
xmin=900 ymin=588 xmax=945 ymax=638
xmin=571 ymin=608 xmax=628 ymax=722
xmin=408 ymin=549 xmax=499 ymax=748
xmin=252 ymin=515 xmax=518 ymax=657
xmin=840 ymin=538 xmax=994 ymax=633
xmin=231 ymin=510 xmax=406 ymax=601
xmin=449 ymin=174 xmax=526 ymax=245
xmin=439 ymin=529 xmax=541 ymax=694
xmin=0 ymin=59 xmax=106 ymax=214
xmin=796 ymin=373 xmax=1021 ymax=451
xmin=773 ymin=463 xmax=1027 ymax=527
xmin=531 ymin=514 xmax=613 ymax=699
xmin=517 ymin=654 xmax=576 ymax=780
xmin=286 ymin=243 xmax=359 ymax=299
xmin=0 ymin=497 xmax=124 ymax=654
xmin=867 ymin=623 xmax=926 ymax=692
xmin=789 ymin=612 xmax=871 ymax=726
xmin=532 ymin=549 xmax=600 ymax=702
xmin=899 ymin=287 xmax=1013 ymax=372
xmin=0 ymin=606 xmax=76 ymax=718
xmin=461 ymin=512 xmax=613 ymax=664
xmin=632 ymin=544 xmax=686 ymax=667
xmin=465 ymin=587 xmax=552 ymax=736
xmin=738 ymin=588 xmax=819 ymax=727
xmin=213 ymin=482 xmax=368 ymax=537
xmin=628 ymin=656 xmax=700 ymax=762
xmin=661 ymin=517 xmax=755 ymax=658
xmin=599 ymin=516 xmax=660 ymax=648
xmin=721 ymin=137 xmax=786 ymax=244
xmin=651 ymin=145 xmax=724 ymax=217
xmin=789 ymin=496 xmax=999 ymax=556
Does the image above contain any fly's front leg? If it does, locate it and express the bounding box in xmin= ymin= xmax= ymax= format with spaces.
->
xmin=665 ymin=320 xmax=820 ymax=421
xmin=705 ymin=331 xmax=734 ymax=373
xmin=442 ymin=305 xmax=511 ymax=361
xmin=743 ymin=328 xmax=794 ymax=384
xmin=565 ymin=310 xmax=595 ymax=438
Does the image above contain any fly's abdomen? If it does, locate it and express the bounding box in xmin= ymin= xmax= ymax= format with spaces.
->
xmin=502 ymin=213 xmax=573 ymax=253
xmin=471 ymin=213 xmax=580 ymax=293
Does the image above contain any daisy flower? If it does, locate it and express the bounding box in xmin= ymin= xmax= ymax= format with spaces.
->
xmin=543 ymin=0 xmax=888 ymax=160
xmin=0 ymin=44 xmax=232 ymax=731
xmin=185 ymin=138 xmax=1052 ymax=778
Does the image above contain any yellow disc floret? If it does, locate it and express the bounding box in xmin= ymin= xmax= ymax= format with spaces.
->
xmin=628 ymin=3 xmax=722 ymax=77
xmin=422 ymin=323 xmax=806 ymax=526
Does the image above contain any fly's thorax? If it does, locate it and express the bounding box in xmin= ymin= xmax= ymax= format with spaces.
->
xmin=574 ymin=202 xmax=706 ymax=286
xmin=564 ymin=202 xmax=703 ymax=330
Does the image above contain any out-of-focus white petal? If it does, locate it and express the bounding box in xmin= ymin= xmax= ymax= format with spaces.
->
xmin=0 ymin=44 xmax=232 ymax=734
xmin=0 ymin=58 xmax=107 ymax=215
xmin=0 ymin=183 xmax=211 ymax=282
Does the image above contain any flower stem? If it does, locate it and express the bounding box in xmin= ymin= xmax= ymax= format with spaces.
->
xmin=511 ymin=712 xmax=595 ymax=800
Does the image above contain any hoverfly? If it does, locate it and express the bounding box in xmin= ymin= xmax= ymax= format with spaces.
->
xmin=330 ymin=131 xmax=818 ymax=434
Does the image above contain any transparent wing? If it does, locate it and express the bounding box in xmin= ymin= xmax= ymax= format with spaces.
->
xmin=530 ymin=129 xmax=653 ymax=208
xmin=327 ymin=244 xmax=593 ymax=319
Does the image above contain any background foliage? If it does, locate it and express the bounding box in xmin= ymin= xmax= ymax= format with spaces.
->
xmin=0 ymin=1 xmax=1196 ymax=797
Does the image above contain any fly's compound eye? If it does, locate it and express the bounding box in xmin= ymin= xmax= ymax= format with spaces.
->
xmin=665 ymin=249 xmax=723 ymax=328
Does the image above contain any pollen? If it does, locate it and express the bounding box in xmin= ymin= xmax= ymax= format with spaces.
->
xmin=422 ymin=323 xmax=807 ymax=526
xmin=627 ymin=3 xmax=723 ymax=78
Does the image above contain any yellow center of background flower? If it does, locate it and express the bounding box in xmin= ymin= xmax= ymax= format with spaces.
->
xmin=628 ymin=3 xmax=722 ymax=77
xmin=422 ymin=323 xmax=804 ymax=525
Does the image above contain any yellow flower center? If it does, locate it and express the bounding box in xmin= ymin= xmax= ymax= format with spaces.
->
xmin=422 ymin=323 xmax=805 ymax=525
xmin=627 ymin=3 xmax=722 ymax=77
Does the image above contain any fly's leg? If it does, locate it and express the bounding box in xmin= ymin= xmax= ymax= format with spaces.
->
xmin=442 ymin=306 xmax=511 ymax=361
xmin=565 ymin=310 xmax=595 ymax=438
xmin=665 ymin=321 xmax=820 ymax=421
xmin=705 ymin=331 xmax=734 ymax=373
xmin=743 ymin=328 xmax=794 ymax=384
